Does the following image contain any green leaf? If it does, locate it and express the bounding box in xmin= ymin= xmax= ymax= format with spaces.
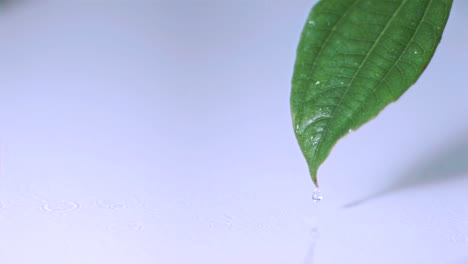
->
xmin=291 ymin=0 xmax=453 ymax=186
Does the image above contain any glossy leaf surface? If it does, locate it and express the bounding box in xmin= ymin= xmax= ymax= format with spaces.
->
xmin=291 ymin=0 xmax=452 ymax=186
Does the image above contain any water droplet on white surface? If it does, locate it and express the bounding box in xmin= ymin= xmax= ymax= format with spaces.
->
xmin=312 ymin=188 xmax=323 ymax=202
xmin=223 ymin=213 xmax=233 ymax=229
xmin=449 ymin=233 xmax=468 ymax=244
xmin=130 ymin=222 xmax=145 ymax=231
xmin=42 ymin=200 xmax=79 ymax=213
xmin=97 ymin=200 xmax=127 ymax=209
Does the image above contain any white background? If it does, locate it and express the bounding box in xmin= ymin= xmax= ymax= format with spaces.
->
xmin=0 ymin=1 xmax=467 ymax=263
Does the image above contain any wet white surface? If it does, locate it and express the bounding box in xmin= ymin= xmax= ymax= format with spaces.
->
xmin=0 ymin=1 xmax=467 ymax=263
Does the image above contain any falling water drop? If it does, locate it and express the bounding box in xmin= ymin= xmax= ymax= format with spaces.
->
xmin=312 ymin=188 xmax=323 ymax=202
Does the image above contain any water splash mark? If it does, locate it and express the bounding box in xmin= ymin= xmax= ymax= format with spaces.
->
xmin=41 ymin=200 xmax=80 ymax=213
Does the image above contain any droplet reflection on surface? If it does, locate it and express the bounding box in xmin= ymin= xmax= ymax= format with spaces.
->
xmin=309 ymin=228 xmax=320 ymax=240
xmin=304 ymin=228 xmax=320 ymax=264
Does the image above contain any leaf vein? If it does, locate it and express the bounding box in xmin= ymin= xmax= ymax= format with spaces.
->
xmin=312 ymin=0 xmax=409 ymax=166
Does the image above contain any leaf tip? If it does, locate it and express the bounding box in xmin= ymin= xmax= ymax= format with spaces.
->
xmin=312 ymin=174 xmax=319 ymax=187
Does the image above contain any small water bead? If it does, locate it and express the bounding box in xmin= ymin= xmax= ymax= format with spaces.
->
xmin=315 ymin=81 xmax=320 ymax=85
xmin=411 ymin=44 xmax=424 ymax=55
xmin=308 ymin=20 xmax=315 ymax=25
xmin=312 ymin=188 xmax=323 ymax=202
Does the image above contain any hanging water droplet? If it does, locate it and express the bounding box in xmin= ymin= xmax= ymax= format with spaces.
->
xmin=312 ymin=188 xmax=323 ymax=202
